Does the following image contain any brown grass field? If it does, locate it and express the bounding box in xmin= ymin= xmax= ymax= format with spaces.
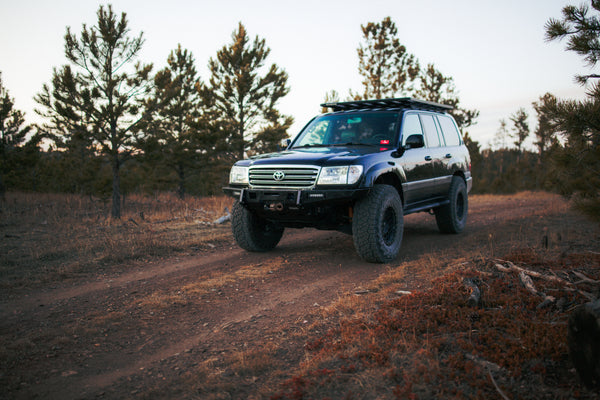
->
xmin=0 ymin=192 xmax=234 ymax=290
xmin=1 ymin=191 xmax=599 ymax=399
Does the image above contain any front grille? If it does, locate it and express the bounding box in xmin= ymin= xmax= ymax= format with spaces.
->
xmin=249 ymin=166 xmax=320 ymax=188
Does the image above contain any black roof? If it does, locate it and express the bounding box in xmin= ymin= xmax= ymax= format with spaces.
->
xmin=320 ymin=97 xmax=453 ymax=113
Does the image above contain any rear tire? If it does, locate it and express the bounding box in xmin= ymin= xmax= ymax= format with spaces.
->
xmin=231 ymin=202 xmax=284 ymax=252
xmin=352 ymin=185 xmax=403 ymax=263
xmin=435 ymin=176 xmax=468 ymax=234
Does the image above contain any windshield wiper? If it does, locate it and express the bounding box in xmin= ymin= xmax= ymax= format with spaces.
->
xmin=328 ymin=142 xmax=378 ymax=147
xmin=292 ymin=144 xmax=326 ymax=148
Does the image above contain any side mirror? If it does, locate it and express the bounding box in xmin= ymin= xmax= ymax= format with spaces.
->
xmin=404 ymin=134 xmax=424 ymax=149
xmin=278 ymin=138 xmax=292 ymax=151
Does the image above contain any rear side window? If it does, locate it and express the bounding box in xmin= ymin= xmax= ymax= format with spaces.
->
xmin=419 ymin=114 xmax=441 ymax=147
xmin=437 ymin=115 xmax=461 ymax=146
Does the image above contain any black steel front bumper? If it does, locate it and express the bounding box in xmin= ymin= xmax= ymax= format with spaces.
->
xmin=223 ymin=186 xmax=369 ymax=207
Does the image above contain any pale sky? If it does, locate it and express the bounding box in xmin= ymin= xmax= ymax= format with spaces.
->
xmin=0 ymin=0 xmax=594 ymax=149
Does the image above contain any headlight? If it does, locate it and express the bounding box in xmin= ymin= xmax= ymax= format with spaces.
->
xmin=229 ymin=166 xmax=249 ymax=184
xmin=317 ymin=165 xmax=363 ymax=185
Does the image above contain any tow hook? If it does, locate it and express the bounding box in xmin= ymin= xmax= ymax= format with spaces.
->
xmin=268 ymin=203 xmax=284 ymax=212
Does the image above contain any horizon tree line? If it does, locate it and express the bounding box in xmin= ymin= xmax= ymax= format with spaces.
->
xmin=2 ymin=2 xmax=598 ymax=221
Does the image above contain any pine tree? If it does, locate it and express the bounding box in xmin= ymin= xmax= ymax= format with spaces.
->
xmin=0 ymin=72 xmax=34 ymax=197
xmin=540 ymin=88 xmax=600 ymax=219
xmin=545 ymin=1 xmax=600 ymax=219
xmin=35 ymin=5 xmax=153 ymax=218
xmin=206 ymin=22 xmax=292 ymax=160
xmin=509 ymin=108 xmax=530 ymax=155
xmin=251 ymin=108 xmax=293 ymax=154
xmin=545 ymin=1 xmax=600 ymax=84
xmin=532 ymin=93 xmax=559 ymax=160
xmin=356 ymin=17 xmax=419 ymax=100
xmin=415 ymin=63 xmax=479 ymax=130
xmin=492 ymin=119 xmax=509 ymax=150
xmin=141 ymin=45 xmax=217 ymax=199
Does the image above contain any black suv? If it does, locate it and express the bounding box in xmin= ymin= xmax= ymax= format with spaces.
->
xmin=223 ymin=98 xmax=472 ymax=263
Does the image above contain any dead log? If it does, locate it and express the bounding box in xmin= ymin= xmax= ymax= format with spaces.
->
xmin=214 ymin=213 xmax=231 ymax=224
xmin=518 ymin=271 xmax=556 ymax=309
xmin=519 ymin=271 xmax=538 ymax=295
xmin=214 ymin=207 xmax=231 ymax=224
xmin=568 ymin=299 xmax=600 ymax=389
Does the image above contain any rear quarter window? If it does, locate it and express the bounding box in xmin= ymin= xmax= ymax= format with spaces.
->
xmin=437 ymin=115 xmax=462 ymax=147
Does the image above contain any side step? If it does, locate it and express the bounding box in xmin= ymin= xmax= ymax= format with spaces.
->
xmin=403 ymin=199 xmax=450 ymax=215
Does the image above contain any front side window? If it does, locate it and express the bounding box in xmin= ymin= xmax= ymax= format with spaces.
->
xmin=400 ymin=113 xmax=424 ymax=146
xmin=293 ymin=112 xmax=399 ymax=148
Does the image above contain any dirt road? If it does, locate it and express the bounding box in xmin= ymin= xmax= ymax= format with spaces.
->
xmin=1 ymin=193 xmax=592 ymax=399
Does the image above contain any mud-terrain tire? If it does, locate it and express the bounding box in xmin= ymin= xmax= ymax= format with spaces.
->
xmin=435 ymin=176 xmax=468 ymax=234
xmin=352 ymin=184 xmax=403 ymax=263
xmin=231 ymin=201 xmax=284 ymax=252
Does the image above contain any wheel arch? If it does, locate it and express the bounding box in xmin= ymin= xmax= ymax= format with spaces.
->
xmin=373 ymin=171 xmax=404 ymax=205
xmin=453 ymin=170 xmax=466 ymax=182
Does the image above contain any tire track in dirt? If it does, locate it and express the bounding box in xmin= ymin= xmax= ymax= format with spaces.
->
xmin=13 ymin=230 xmax=387 ymax=399
xmin=0 ymin=230 xmax=324 ymax=318
xmin=77 ymin=271 xmax=355 ymax=392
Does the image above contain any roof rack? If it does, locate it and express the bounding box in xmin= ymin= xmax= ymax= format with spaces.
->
xmin=320 ymin=97 xmax=453 ymax=113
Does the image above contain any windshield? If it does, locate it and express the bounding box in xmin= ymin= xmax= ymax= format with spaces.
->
xmin=292 ymin=112 xmax=399 ymax=148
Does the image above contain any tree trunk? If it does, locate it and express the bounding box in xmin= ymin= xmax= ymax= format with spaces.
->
xmin=177 ymin=164 xmax=185 ymax=200
xmin=568 ymin=299 xmax=600 ymax=389
xmin=111 ymin=154 xmax=121 ymax=219
xmin=0 ymin=172 xmax=5 ymax=202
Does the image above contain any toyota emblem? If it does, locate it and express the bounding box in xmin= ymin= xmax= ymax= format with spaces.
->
xmin=273 ymin=170 xmax=285 ymax=181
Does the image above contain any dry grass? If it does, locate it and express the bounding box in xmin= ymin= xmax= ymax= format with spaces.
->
xmin=266 ymin=193 xmax=600 ymax=399
xmin=0 ymin=192 xmax=233 ymax=291
xmin=2 ymin=191 xmax=599 ymax=399
xmin=274 ymin=251 xmax=600 ymax=399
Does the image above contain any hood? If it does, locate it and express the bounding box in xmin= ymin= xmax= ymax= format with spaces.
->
xmin=243 ymin=146 xmax=386 ymax=167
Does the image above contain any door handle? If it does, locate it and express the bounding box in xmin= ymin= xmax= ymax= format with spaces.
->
xmin=424 ymin=156 xmax=432 ymax=161
xmin=445 ymin=153 xmax=452 ymax=159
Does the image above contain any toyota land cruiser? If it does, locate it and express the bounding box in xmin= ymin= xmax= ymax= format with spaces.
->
xmin=223 ymin=97 xmax=472 ymax=263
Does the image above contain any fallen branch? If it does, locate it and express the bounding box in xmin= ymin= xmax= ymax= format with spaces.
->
xmin=465 ymin=354 xmax=508 ymax=400
xmin=518 ymin=270 xmax=556 ymax=309
xmin=489 ymin=371 xmax=510 ymax=400
xmin=495 ymin=259 xmax=573 ymax=287
xmin=572 ymin=271 xmax=599 ymax=285
xmin=497 ymin=259 xmax=598 ymax=304
xmin=127 ymin=217 xmax=139 ymax=226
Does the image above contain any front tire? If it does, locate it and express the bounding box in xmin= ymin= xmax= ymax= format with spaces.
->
xmin=352 ymin=185 xmax=404 ymax=263
xmin=231 ymin=202 xmax=284 ymax=252
xmin=435 ymin=176 xmax=468 ymax=234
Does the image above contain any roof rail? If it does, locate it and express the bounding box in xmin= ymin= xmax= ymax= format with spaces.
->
xmin=320 ymin=97 xmax=453 ymax=113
